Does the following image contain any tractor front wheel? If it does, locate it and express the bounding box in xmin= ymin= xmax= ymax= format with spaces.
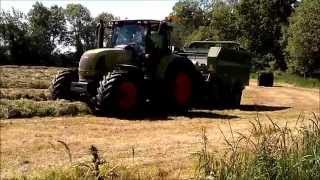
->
xmin=50 ymin=69 xmax=78 ymax=100
xmin=95 ymin=71 xmax=142 ymax=115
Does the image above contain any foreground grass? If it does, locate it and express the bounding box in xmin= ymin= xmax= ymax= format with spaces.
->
xmin=6 ymin=113 xmax=319 ymax=180
xmin=0 ymin=99 xmax=90 ymax=119
xmin=251 ymin=72 xmax=320 ymax=89
xmin=194 ymin=113 xmax=320 ymax=179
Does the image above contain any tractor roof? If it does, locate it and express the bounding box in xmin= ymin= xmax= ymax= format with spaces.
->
xmin=111 ymin=19 xmax=161 ymax=26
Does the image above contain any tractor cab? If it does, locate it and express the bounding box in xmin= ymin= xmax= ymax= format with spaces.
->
xmin=98 ymin=19 xmax=172 ymax=56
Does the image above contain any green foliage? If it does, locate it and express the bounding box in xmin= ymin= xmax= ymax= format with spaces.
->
xmin=65 ymin=4 xmax=96 ymax=59
xmin=170 ymin=0 xmax=206 ymax=47
xmin=274 ymin=72 xmax=320 ymax=89
xmin=49 ymin=5 xmax=68 ymax=46
xmin=0 ymin=3 xmax=117 ymax=66
xmin=171 ymin=0 xmax=297 ymax=71
xmin=207 ymin=1 xmax=238 ymax=41
xmin=184 ymin=0 xmax=239 ymax=44
xmin=251 ymin=71 xmax=320 ymax=89
xmin=237 ymin=0 xmax=297 ymax=70
xmin=28 ymin=2 xmax=55 ymax=64
xmin=0 ymin=8 xmax=30 ymax=64
xmin=194 ymin=114 xmax=320 ymax=180
xmin=286 ymin=0 xmax=320 ymax=76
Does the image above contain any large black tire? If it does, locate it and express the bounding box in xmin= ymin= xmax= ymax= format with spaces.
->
xmin=207 ymin=77 xmax=227 ymax=108
xmin=229 ymin=87 xmax=243 ymax=108
xmin=258 ymin=72 xmax=274 ymax=87
xmin=50 ymin=69 xmax=78 ymax=100
xmin=164 ymin=59 xmax=198 ymax=111
xmin=207 ymin=78 xmax=243 ymax=108
xmin=95 ymin=71 xmax=142 ymax=115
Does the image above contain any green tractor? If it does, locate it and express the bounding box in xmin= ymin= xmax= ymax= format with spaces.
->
xmin=50 ymin=19 xmax=199 ymax=114
xmin=50 ymin=20 xmax=252 ymax=115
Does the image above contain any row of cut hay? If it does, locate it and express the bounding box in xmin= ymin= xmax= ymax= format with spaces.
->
xmin=0 ymin=88 xmax=50 ymax=101
xmin=0 ymin=66 xmax=92 ymax=119
xmin=0 ymin=99 xmax=90 ymax=119
xmin=0 ymin=66 xmax=63 ymax=89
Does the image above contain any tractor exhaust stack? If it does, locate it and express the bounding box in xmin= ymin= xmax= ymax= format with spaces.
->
xmin=96 ymin=19 xmax=104 ymax=48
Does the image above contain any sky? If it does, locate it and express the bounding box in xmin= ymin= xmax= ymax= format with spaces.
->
xmin=0 ymin=0 xmax=179 ymax=20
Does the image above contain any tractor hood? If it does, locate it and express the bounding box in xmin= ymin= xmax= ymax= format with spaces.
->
xmin=79 ymin=47 xmax=133 ymax=81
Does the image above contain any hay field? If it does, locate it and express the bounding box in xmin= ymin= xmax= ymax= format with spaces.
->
xmin=0 ymin=65 xmax=319 ymax=179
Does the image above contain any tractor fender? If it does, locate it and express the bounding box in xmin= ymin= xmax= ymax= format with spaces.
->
xmin=155 ymin=54 xmax=196 ymax=80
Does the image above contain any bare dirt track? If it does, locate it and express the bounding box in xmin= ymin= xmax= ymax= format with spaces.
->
xmin=1 ymin=78 xmax=319 ymax=178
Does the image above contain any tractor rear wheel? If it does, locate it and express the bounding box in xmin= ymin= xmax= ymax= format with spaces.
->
xmin=95 ymin=71 xmax=142 ymax=115
xmin=50 ymin=69 xmax=78 ymax=100
xmin=165 ymin=60 xmax=197 ymax=110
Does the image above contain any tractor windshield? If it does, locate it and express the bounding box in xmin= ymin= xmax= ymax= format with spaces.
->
xmin=112 ymin=24 xmax=146 ymax=50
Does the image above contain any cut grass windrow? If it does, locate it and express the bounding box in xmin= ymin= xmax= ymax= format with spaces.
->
xmin=0 ymin=99 xmax=90 ymax=119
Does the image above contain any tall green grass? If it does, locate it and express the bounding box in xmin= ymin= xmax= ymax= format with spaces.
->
xmin=251 ymin=72 xmax=320 ymax=88
xmin=194 ymin=113 xmax=320 ymax=179
xmin=274 ymin=72 xmax=319 ymax=88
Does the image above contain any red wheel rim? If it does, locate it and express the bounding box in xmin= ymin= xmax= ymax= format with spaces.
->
xmin=174 ymin=72 xmax=192 ymax=106
xmin=117 ymin=82 xmax=138 ymax=111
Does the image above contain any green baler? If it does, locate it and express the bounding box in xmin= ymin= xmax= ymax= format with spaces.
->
xmin=180 ymin=41 xmax=251 ymax=107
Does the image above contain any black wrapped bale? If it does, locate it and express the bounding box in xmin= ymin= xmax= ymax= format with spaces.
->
xmin=258 ymin=72 xmax=274 ymax=87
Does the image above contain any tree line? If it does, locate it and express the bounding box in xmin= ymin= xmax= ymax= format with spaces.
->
xmin=0 ymin=2 xmax=118 ymax=66
xmin=0 ymin=0 xmax=319 ymax=78
xmin=170 ymin=0 xmax=320 ymax=77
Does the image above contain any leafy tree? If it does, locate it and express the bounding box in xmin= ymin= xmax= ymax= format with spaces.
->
xmin=206 ymin=0 xmax=238 ymax=41
xmin=0 ymin=9 xmax=30 ymax=64
xmin=65 ymin=4 xmax=95 ymax=59
xmin=49 ymin=5 xmax=67 ymax=46
xmin=237 ymin=0 xmax=297 ymax=70
xmin=95 ymin=12 xmax=119 ymax=24
xmin=170 ymin=0 xmax=206 ymax=47
xmin=171 ymin=0 xmax=239 ymax=46
xmin=286 ymin=0 xmax=320 ymax=76
xmin=28 ymin=2 xmax=54 ymax=64
xmin=0 ymin=3 xmax=119 ymax=66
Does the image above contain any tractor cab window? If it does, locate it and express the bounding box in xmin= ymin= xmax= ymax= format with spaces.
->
xmin=112 ymin=24 xmax=146 ymax=52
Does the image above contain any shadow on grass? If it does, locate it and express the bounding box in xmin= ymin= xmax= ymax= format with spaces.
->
xmin=106 ymin=109 xmax=239 ymax=121
xmin=100 ymin=104 xmax=289 ymax=120
xmin=238 ymin=104 xmax=290 ymax=112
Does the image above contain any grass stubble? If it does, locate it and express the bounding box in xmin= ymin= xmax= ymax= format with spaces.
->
xmin=0 ymin=65 xmax=319 ymax=179
xmin=3 ymin=112 xmax=319 ymax=180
